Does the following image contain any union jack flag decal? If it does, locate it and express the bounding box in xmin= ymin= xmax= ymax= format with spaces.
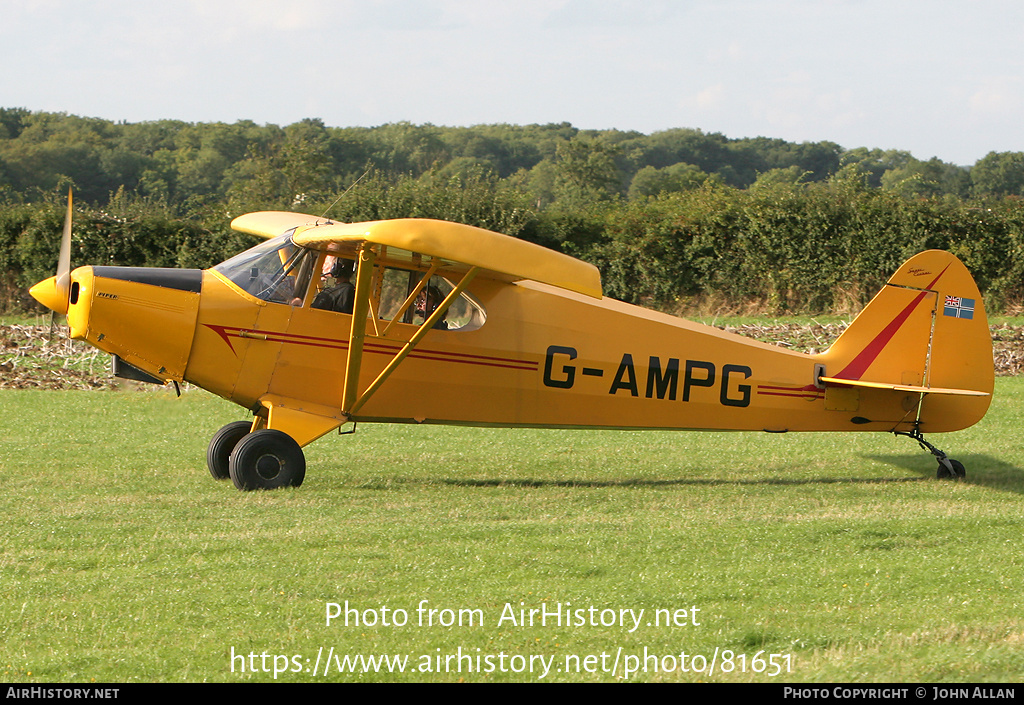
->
xmin=943 ymin=295 xmax=975 ymax=319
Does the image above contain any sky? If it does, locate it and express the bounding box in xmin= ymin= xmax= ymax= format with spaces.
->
xmin=3 ymin=0 xmax=1023 ymax=166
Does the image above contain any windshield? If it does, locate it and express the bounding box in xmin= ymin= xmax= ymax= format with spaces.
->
xmin=214 ymin=231 xmax=317 ymax=304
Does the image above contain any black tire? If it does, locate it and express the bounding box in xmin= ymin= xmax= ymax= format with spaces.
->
xmin=949 ymin=459 xmax=966 ymax=479
xmin=228 ymin=429 xmax=306 ymax=491
xmin=207 ymin=421 xmax=253 ymax=480
xmin=936 ymin=458 xmax=966 ymax=480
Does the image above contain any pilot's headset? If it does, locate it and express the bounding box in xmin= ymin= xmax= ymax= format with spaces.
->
xmin=330 ymin=259 xmax=354 ymax=280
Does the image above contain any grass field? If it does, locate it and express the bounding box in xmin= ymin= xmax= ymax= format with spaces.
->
xmin=1 ymin=381 xmax=1023 ymax=682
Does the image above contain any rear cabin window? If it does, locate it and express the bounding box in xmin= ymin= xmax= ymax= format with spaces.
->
xmin=375 ymin=266 xmax=485 ymax=331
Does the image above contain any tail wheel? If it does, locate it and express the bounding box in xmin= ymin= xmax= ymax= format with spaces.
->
xmin=206 ymin=421 xmax=253 ymax=480
xmin=936 ymin=458 xmax=966 ymax=480
xmin=228 ymin=429 xmax=306 ymax=491
xmin=894 ymin=428 xmax=966 ymax=481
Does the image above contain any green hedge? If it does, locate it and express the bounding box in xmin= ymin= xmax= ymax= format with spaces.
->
xmin=583 ymin=183 xmax=1024 ymax=314
xmin=0 ymin=197 xmax=252 ymax=310
xmin=5 ymin=181 xmax=1024 ymax=315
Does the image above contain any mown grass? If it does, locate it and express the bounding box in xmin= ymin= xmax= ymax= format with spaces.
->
xmin=1 ymin=381 xmax=1023 ymax=682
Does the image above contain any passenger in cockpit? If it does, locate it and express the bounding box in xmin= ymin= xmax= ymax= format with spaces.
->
xmin=415 ymin=285 xmax=448 ymax=330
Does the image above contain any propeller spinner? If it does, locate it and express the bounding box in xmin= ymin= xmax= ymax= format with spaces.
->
xmin=29 ymin=189 xmax=74 ymax=314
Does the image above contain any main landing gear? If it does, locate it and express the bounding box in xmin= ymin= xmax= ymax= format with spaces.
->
xmin=206 ymin=422 xmax=306 ymax=491
xmin=894 ymin=426 xmax=966 ymax=480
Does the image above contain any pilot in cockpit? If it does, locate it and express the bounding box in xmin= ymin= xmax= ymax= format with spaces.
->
xmin=311 ymin=258 xmax=355 ymax=314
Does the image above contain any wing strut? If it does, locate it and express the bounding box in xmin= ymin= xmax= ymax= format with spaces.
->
xmin=342 ymin=244 xmax=377 ymax=412
xmin=340 ymin=250 xmax=480 ymax=418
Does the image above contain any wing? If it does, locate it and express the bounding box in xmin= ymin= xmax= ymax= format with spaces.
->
xmin=234 ymin=213 xmax=602 ymax=299
xmin=230 ymin=211 xmax=340 ymax=239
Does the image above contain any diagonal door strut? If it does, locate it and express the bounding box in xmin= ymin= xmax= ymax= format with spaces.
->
xmin=341 ymin=246 xmax=479 ymax=417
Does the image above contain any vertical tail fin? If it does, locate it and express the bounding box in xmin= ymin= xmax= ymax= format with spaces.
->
xmin=818 ymin=250 xmax=993 ymax=432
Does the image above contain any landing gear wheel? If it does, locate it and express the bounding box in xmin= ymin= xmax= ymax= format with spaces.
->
xmin=894 ymin=427 xmax=965 ymax=481
xmin=207 ymin=421 xmax=253 ymax=480
xmin=936 ymin=458 xmax=966 ymax=480
xmin=228 ymin=429 xmax=306 ymax=491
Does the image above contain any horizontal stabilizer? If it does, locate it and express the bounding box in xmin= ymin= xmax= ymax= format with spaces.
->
xmin=820 ymin=376 xmax=990 ymax=397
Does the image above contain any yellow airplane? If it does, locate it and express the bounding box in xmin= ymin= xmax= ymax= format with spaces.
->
xmin=29 ymin=200 xmax=994 ymax=490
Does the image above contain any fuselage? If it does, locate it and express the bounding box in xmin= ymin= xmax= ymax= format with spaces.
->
xmin=54 ymin=259 xmax=922 ymax=439
xmin=189 ymin=271 xmax=828 ymax=431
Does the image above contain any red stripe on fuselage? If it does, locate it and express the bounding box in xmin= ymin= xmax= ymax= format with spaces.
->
xmin=202 ymin=323 xmax=538 ymax=372
xmin=756 ymin=384 xmax=823 ymax=400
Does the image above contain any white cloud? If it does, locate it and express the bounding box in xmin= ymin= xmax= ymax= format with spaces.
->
xmin=968 ymin=77 xmax=1024 ymax=120
xmin=695 ymin=84 xmax=726 ymax=110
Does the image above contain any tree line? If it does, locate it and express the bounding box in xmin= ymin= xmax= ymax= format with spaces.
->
xmin=2 ymin=108 xmax=1023 ymax=314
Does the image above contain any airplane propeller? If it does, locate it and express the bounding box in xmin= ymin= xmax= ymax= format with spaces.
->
xmin=29 ymin=189 xmax=74 ymax=315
